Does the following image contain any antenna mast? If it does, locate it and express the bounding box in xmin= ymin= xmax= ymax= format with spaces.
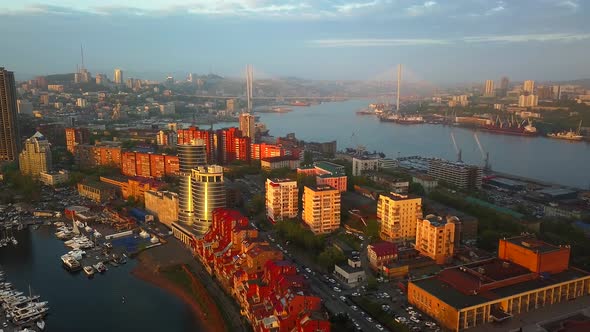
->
xmin=246 ymin=64 xmax=253 ymax=112
xmin=396 ymin=64 xmax=402 ymax=112
xmin=80 ymin=44 xmax=85 ymax=69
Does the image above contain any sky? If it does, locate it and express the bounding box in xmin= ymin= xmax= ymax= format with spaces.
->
xmin=0 ymin=0 xmax=589 ymax=83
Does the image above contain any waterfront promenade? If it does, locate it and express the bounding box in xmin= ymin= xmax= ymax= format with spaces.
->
xmin=134 ymin=237 xmax=247 ymax=332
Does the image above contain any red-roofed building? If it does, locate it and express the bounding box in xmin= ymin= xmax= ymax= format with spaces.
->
xmin=173 ymin=207 xmax=330 ymax=332
xmin=368 ymin=241 xmax=398 ymax=271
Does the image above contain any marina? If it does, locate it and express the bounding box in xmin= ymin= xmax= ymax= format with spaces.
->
xmin=0 ymin=270 xmax=48 ymax=332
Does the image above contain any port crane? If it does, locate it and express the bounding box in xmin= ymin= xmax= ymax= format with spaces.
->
xmin=473 ymin=132 xmax=491 ymax=171
xmin=450 ymin=131 xmax=462 ymax=163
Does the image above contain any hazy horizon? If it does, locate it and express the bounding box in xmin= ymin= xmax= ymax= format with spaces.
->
xmin=1 ymin=0 xmax=589 ymax=83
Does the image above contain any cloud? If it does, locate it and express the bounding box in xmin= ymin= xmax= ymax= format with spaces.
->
xmin=309 ymin=33 xmax=590 ymax=47
xmin=335 ymin=1 xmax=379 ymax=13
xmin=308 ymin=38 xmax=450 ymax=47
xmin=485 ymin=1 xmax=506 ymax=15
xmin=462 ymin=33 xmax=590 ymax=43
xmin=406 ymin=1 xmax=437 ymax=17
xmin=556 ymin=1 xmax=579 ymax=11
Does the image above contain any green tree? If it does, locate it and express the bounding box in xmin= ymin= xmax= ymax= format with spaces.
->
xmin=303 ymin=151 xmax=313 ymax=164
xmin=409 ymin=182 xmax=425 ymax=196
xmin=365 ymin=219 xmax=380 ymax=240
xmin=247 ymin=193 xmax=265 ymax=215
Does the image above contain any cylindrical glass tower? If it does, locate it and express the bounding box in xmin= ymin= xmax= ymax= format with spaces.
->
xmin=191 ymin=165 xmax=226 ymax=235
xmin=177 ymin=139 xmax=206 ymax=225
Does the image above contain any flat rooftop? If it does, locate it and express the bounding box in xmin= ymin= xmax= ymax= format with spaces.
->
xmin=314 ymin=161 xmax=345 ymax=174
xmin=538 ymin=188 xmax=578 ymax=197
xmin=487 ymin=177 xmax=526 ymax=187
xmin=381 ymin=192 xmax=419 ymax=201
xmin=412 ymin=259 xmax=590 ymax=310
xmin=504 ymin=236 xmax=562 ymax=254
xmin=307 ymin=185 xmax=339 ymax=192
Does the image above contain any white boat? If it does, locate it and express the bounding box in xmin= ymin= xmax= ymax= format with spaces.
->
xmin=37 ymin=319 xmax=45 ymax=330
xmin=139 ymin=230 xmax=150 ymax=238
xmin=150 ymin=236 xmax=159 ymax=244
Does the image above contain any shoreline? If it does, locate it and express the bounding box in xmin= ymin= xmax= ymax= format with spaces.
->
xmin=131 ymin=255 xmax=227 ymax=332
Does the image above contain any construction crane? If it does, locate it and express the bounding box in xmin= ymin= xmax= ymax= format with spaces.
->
xmin=450 ymin=131 xmax=462 ymax=163
xmin=473 ymin=132 xmax=490 ymax=170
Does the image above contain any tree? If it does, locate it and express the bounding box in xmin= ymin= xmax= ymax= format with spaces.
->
xmin=409 ymin=182 xmax=425 ymax=196
xmin=367 ymin=275 xmax=378 ymax=290
xmin=365 ymin=219 xmax=380 ymax=240
xmin=303 ymin=151 xmax=313 ymax=165
xmin=247 ymin=193 xmax=265 ymax=215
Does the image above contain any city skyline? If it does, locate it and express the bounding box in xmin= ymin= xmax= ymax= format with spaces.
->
xmin=1 ymin=1 xmax=589 ymax=83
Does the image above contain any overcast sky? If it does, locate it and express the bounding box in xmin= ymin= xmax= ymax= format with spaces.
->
xmin=1 ymin=0 xmax=589 ymax=83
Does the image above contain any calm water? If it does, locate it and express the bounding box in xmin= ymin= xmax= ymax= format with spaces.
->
xmin=257 ymin=100 xmax=590 ymax=188
xmin=0 ymin=227 xmax=202 ymax=332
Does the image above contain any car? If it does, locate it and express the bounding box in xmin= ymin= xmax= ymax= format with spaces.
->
xmin=406 ymin=306 xmax=414 ymax=311
xmin=381 ymin=304 xmax=390 ymax=311
xmin=409 ymin=311 xmax=417 ymax=316
xmin=329 ymin=278 xmax=336 ymax=284
xmin=351 ymin=292 xmax=360 ymax=297
xmin=303 ymin=274 xmax=309 ymax=279
xmin=410 ymin=317 xmax=420 ymax=323
xmin=333 ymin=287 xmax=341 ymax=292
xmin=305 ymin=267 xmax=312 ymax=273
xmin=365 ymin=316 xmax=373 ymax=322
xmin=350 ymin=305 xmax=359 ymax=311
xmin=339 ymin=296 xmax=347 ymax=302
xmin=375 ymin=324 xmax=384 ymax=331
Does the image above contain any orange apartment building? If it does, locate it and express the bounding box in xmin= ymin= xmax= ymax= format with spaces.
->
xmin=75 ymin=143 xmax=122 ymax=168
xmin=302 ymin=185 xmax=341 ymax=234
xmin=120 ymin=152 xmax=179 ymax=178
xmin=408 ymin=235 xmax=590 ymax=331
xmin=414 ymin=215 xmax=460 ymax=264
xmin=99 ymin=176 xmax=163 ymax=201
xmin=65 ymin=127 xmax=90 ymax=154
xmin=297 ymin=161 xmax=347 ymax=192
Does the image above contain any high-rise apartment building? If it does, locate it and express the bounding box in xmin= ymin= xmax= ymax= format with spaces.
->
xmin=265 ymin=178 xmax=298 ymax=223
xmin=518 ymin=94 xmax=539 ymax=107
xmin=0 ymin=67 xmax=21 ymax=161
xmin=239 ymin=113 xmax=255 ymax=139
xmin=177 ymin=139 xmax=207 ymax=226
xmin=500 ymin=76 xmax=509 ymax=90
xmin=16 ymin=100 xmax=33 ymax=115
xmin=19 ymin=132 xmax=52 ymax=178
xmin=377 ymin=193 xmax=423 ymax=243
xmin=483 ymin=80 xmax=495 ymax=97
xmin=415 ymin=215 xmax=460 ymax=264
xmin=523 ymin=80 xmax=535 ymax=94
xmin=65 ymin=127 xmax=90 ymax=154
xmin=498 ymin=76 xmax=510 ymax=97
xmin=191 ymin=165 xmax=226 ymax=235
xmin=302 ymin=185 xmax=341 ymax=234
xmin=428 ymin=159 xmax=483 ymax=190
xmin=114 ymin=68 xmax=123 ymax=84
xmin=536 ymin=85 xmax=553 ymax=100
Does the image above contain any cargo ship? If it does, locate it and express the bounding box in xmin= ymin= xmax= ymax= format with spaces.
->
xmin=290 ymin=101 xmax=310 ymax=107
xmin=479 ymin=117 xmax=538 ymax=136
xmin=379 ymin=113 xmax=424 ymax=124
xmin=547 ymin=121 xmax=584 ymax=141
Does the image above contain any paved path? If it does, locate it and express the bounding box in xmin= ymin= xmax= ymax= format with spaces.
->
xmin=138 ymin=238 xmax=248 ymax=332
